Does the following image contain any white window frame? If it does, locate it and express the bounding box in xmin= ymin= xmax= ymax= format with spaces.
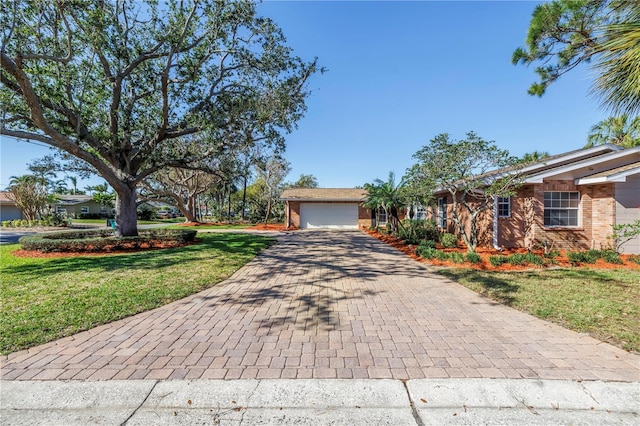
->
xmin=377 ymin=207 xmax=387 ymax=225
xmin=56 ymin=206 xmax=67 ymax=214
xmin=437 ymin=197 xmax=447 ymax=229
xmin=80 ymin=206 xmax=90 ymax=214
xmin=544 ymin=191 xmax=580 ymax=227
xmin=497 ymin=197 xmax=510 ymax=218
xmin=414 ymin=204 xmax=427 ymax=221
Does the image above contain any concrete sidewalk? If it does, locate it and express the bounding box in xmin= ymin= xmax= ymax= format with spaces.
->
xmin=2 ymin=378 xmax=638 ymax=425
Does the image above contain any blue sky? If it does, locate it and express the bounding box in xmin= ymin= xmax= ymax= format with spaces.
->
xmin=1 ymin=1 xmax=607 ymax=190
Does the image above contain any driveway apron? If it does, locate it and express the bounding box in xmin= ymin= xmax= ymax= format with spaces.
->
xmin=2 ymin=230 xmax=638 ymax=381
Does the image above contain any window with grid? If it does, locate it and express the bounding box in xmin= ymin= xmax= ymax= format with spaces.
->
xmin=544 ymin=192 xmax=579 ymax=227
xmin=414 ymin=204 xmax=427 ymax=220
xmin=81 ymin=206 xmax=89 ymax=214
xmin=437 ymin=197 xmax=447 ymax=228
xmin=497 ymin=197 xmax=510 ymax=217
xmin=377 ymin=208 xmax=387 ymax=225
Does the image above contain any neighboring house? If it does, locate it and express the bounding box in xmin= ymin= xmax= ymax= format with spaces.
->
xmin=53 ymin=195 xmax=108 ymax=218
xmin=0 ymin=192 xmax=23 ymax=221
xmin=281 ymin=188 xmax=371 ymax=229
xmin=432 ymin=144 xmax=640 ymax=254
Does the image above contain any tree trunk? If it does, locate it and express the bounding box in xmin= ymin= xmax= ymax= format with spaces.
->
xmin=241 ymin=174 xmax=247 ymax=221
xmin=115 ymin=186 xmax=138 ymax=237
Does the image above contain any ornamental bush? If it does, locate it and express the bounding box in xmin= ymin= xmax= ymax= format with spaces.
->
xmin=439 ymin=232 xmax=458 ymax=248
xmin=19 ymin=229 xmax=197 ymax=253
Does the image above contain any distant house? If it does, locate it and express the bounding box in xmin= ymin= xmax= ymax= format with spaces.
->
xmin=0 ymin=192 xmax=23 ymax=221
xmin=53 ymin=195 xmax=109 ymax=218
xmin=281 ymin=188 xmax=371 ymax=229
xmin=432 ymin=144 xmax=640 ymax=254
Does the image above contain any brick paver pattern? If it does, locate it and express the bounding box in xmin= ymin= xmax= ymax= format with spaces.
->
xmin=2 ymin=231 xmax=639 ymax=381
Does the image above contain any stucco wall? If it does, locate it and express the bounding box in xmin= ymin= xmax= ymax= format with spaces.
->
xmin=615 ymin=175 xmax=640 ymax=254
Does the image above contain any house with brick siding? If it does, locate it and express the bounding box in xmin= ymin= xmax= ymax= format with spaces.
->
xmin=433 ymin=144 xmax=640 ymax=254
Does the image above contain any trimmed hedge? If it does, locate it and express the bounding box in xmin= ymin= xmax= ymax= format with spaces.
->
xmin=19 ymin=228 xmax=197 ymax=253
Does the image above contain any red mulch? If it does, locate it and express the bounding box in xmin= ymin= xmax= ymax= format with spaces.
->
xmin=365 ymin=229 xmax=640 ymax=271
xmin=249 ymin=224 xmax=297 ymax=231
xmin=12 ymin=239 xmax=198 ymax=258
xmin=175 ymin=221 xmax=229 ymax=226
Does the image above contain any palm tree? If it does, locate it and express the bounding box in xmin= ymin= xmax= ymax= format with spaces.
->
xmin=363 ymin=172 xmax=405 ymax=236
xmin=585 ymin=115 xmax=640 ymax=148
xmin=592 ymin=1 xmax=640 ymax=116
xmin=68 ymin=176 xmax=78 ymax=195
xmin=518 ymin=150 xmax=551 ymax=164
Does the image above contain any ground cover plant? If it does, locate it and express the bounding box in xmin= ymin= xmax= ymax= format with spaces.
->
xmin=438 ymin=268 xmax=640 ymax=353
xmin=0 ymin=233 xmax=274 ymax=354
xmin=18 ymin=229 xmax=197 ymax=253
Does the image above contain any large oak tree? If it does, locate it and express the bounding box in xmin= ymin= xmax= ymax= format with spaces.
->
xmin=1 ymin=0 xmax=318 ymax=236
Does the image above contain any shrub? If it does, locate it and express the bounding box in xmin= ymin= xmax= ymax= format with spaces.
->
xmin=19 ymin=229 xmax=198 ymax=253
xmin=600 ymin=250 xmax=623 ymax=264
xmin=567 ymin=251 xmax=597 ymax=265
xmin=489 ymin=255 xmax=509 ymax=267
xmin=434 ymin=250 xmax=450 ymax=261
xmin=465 ymin=251 xmax=482 ymax=264
xmin=630 ymin=255 xmax=640 ymax=265
xmin=543 ymin=249 xmax=560 ymax=259
xmin=416 ymin=244 xmax=438 ymax=259
xmin=507 ymin=253 xmax=528 ymax=265
xmin=450 ymin=252 xmax=465 ymax=263
xmin=2 ymin=221 xmax=11 ymax=227
xmin=523 ymin=253 xmax=544 ymax=266
xmin=421 ymin=239 xmax=437 ymax=249
xmin=439 ymin=232 xmax=458 ymax=248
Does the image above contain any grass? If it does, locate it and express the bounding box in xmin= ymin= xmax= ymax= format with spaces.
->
xmin=438 ymin=268 xmax=640 ymax=352
xmin=71 ymin=218 xmax=182 ymax=225
xmin=166 ymin=223 xmax=250 ymax=230
xmin=0 ymin=233 xmax=274 ymax=354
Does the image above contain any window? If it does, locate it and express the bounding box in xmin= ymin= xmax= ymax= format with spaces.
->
xmin=100 ymin=206 xmax=108 ymax=214
xmin=544 ymin=192 xmax=579 ymax=227
xmin=414 ymin=204 xmax=427 ymax=221
xmin=81 ymin=206 xmax=90 ymax=214
xmin=377 ymin=208 xmax=387 ymax=225
xmin=497 ymin=197 xmax=510 ymax=218
xmin=56 ymin=206 xmax=66 ymax=214
xmin=437 ymin=197 xmax=447 ymax=228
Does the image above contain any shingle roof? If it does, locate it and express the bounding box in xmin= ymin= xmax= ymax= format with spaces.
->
xmin=578 ymin=161 xmax=640 ymax=180
xmin=280 ymin=188 xmax=367 ymax=201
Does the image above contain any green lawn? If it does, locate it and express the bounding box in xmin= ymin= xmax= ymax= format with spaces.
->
xmin=166 ymin=223 xmax=250 ymax=230
xmin=438 ymin=268 xmax=640 ymax=352
xmin=0 ymin=233 xmax=274 ymax=354
xmin=71 ymin=218 xmax=182 ymax=225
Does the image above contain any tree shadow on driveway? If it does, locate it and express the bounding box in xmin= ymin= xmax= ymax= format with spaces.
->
xmin=200 ymin=230 xmax=435 ymax=332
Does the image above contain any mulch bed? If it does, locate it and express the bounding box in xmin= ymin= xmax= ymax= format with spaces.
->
xmin=365 ymin=229 xmax=640 ymax=271
xmin=12 ymin=239 xmax=198 ymax=258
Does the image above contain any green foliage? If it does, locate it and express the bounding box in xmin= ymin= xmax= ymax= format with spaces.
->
xmin=416 ymin=243 xmax=438 ymax=259
xmin=408 ymin=132 xmax=524 ymax=251
xmin=514 ymin=0 xmax=640 ymax=115
xmin=399 ymin=219 xmax=438 ymax=244
xmin=611 ymin=220 xmax=640 ymax=253
xmin=567 ymin=251 xmax=598 ymax=265
xmin=630 ymin=255 xmax=640 ymax=265
xmin=465 ymin=251 xmax=482 ymax=264
xmin=601 ymin=250 xmax=623 ymax=265
xmin=363 ymin=171 xmax=406 ymax=236
xmin=1 ymin=233 xmax=274 ymax=354
xmin=19 ymin=229 xmax=197 ymax=253
xmin=1 ymin=1 xmax=320 ymax=235
xmin=434 ymin=250 xmax=450 ymax=261
xmin=439 ymin=232 xmax=458 ymax=248
xmin=586 ymin=115 xmax=640 ymax=148
xmin=489 ymin=255 xmax=509 ymax=267
xmin=450 ymin=252 xmax=465 ymax=264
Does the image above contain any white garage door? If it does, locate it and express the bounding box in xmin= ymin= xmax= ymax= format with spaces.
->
xmin=300 ymin=203 xmax=358 ymax=229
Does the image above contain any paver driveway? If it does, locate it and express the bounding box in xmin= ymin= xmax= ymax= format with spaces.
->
xmin=2 ymin=230 xmax=638 ymax=381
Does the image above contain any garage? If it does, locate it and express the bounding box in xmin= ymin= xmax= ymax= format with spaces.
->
xmin=281 ymin=188 xmax=370 ymax=230
xmin=300 ymin=203 xmax=358 ymax=229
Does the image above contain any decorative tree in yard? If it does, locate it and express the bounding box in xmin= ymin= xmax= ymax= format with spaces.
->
xmin=363 ymin=172 xmax=405 ymax=236
xmin=6 ymin=175 xmax=49 ymax=221
xmin=409 ymin=132 xmax=524 ymax=252
xmin=1 ymin=0 xmax=319 ymax=236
